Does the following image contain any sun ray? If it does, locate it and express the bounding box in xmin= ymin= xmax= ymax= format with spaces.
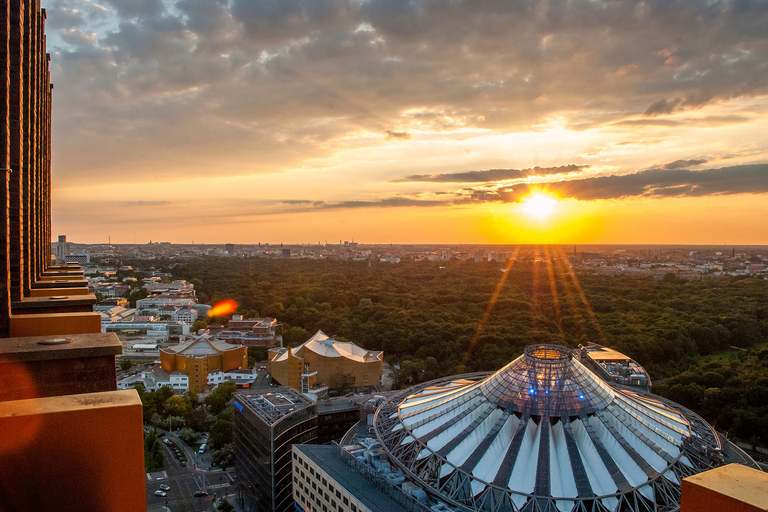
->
xmin=462 ymin=246 xmax=521 ymax=366
xmin=552 ymin=245 xmax=608 ymax=345
xmin=543 ymin=245 xmax=563 ymax=332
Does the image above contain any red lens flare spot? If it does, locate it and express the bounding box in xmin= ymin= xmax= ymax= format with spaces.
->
xmin=207 ymin=299 xmax=238 ymax=317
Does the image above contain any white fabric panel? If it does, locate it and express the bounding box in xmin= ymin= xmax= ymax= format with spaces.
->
xmin=591 ymin=418 xmax=646 ymax=487
xmin=550 ymin=421 xmax=577 ymax=498
xmin=401 ymin=387 xmax=481 ymax=425
xmin=638 ymin=482 xmax=654 ymax=501
xmin=663 ymin=469 xmax=680 ymax=485
xmin=630 ymin=393 xmax=689 ymax=426
xmin=401 ymin=383 xmax=470 ymax=408
xmin=569 ymin=419 xmax=617 ymax=497
xmin=609 ymin=402 xmax=680 ymax=455
xmin=555 ymin=500 xmax=575 ymax=512
xmin=506 ymin=419 xmax=538 ymax=495
xmin=607 ymin=413 xmax=669 ymax=473
xmin=600 ymin=496 xmax=619 ymax=511
xmin=400 ymin=435 xmax=414 ymax=445
xmin=427 ymin=402 xmax=492 ymax=452
xmin=680 ymin=454 xmax=693 ymax=468
xmin=411 ymin=394 xmax=482 ymax=438
xmin=472 ymin=414 xmax=519 ymax=484
xmin=445 ymin=407 xmax=503 ymax=467
xmin=470 ymin=480 xmax=484 ymax=496
xmin=509 ymin=492 xmax=527 ymax=509
xmin=615 ymin=395 xmax=685 ymax=441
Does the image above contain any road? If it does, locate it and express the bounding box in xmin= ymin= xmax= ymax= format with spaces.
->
xmin=146 ymin=431 xmax=235 ymax=512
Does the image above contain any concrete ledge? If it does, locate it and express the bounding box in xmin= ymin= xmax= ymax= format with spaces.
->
xmin=0 ymin=389 xmax=147 ymax=512
xmin=28 ymin=286 xmax=90 ymax=297
xmin=12 ymin=294 xmax=97 ymax=314
xmin=681 ymin=463 xmax=768 ymax=512
xmin=32 ymin=279 xmax=89 ymax=289
xmin=37 ymin=274 xmax=84 ymax=281
xmin=47 ymin=264 xmax=82 ymax=270
xmin=0 ymin=332 xmax=121 ymax=362
xmin=9 ymin=312 xmax=102 ymax=337
xmin=0 ymin=333 xmax=121 ymax=401
xmin=41 ymin=270 xmax=84 ymax=277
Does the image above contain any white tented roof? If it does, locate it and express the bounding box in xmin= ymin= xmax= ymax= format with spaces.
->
xmin=293 ymin=330 xmax=382 ymax=363
xmin=373 ymin=344 xmax=723 ymax=512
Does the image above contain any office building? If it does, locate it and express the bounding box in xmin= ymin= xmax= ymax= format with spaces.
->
xmin=234 ymin=388 xmax=318 ymax=512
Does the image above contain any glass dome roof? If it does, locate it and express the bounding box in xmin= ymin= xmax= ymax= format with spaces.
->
xmin=373 ymin=344 xmax=727 ymax=512
xmin=480 ymin=344 xmax=615 ymax=417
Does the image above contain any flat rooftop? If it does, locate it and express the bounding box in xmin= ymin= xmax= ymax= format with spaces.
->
xmin=295 ymin=444 xmax=408 ymax=512
xmin=235 ymin=387 xmax=315 ymax=425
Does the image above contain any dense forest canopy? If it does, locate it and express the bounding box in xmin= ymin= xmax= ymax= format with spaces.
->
xmin=136 ymin=256 xmax=768 ymax=444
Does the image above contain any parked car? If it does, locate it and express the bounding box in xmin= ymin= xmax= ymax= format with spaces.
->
xmin=159 ymin=484 xmax=170 ymax=491
xmin=154 ymin=490 xmax=167 ymax=497
xmin=193 ymin=491 xmax=208 ymax=497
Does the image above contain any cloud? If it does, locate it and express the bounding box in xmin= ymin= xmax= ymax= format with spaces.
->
xmin=643 ymin=98 xmax=681 ymax=117
xmin=396 ymin=165 xmax=587 ymax=183
xmin=43 ymin=0 xmax=768 ymax=190
xmin=385 ymin=130 xmax=412 ymax=141
xmin=500 ymin=164 xmax=768 ymax=202
xmin=662 ymin=159 xmax=707 ymax=170
xmin=321 ymin=197 xmax=446 ymax=209
xmin=118 ymin=200 xmax=177 ymax=207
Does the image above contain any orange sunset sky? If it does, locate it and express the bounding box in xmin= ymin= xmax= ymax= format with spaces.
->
xmin=45 ymin=0 xmax=768 ymax=245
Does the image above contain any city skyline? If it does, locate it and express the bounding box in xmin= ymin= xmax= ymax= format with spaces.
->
xmin=45 ymin=0 xmax=768 ymax=244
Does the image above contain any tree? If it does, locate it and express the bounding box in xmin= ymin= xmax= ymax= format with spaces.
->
xmin=119 ymin=359 xmax=134 ymax=372
xmin=190 ymin=319 xmax=208 ymax=333
xmin=217 ymin=498 xmax=235 ymax=512
xmin=144 ymin=432 xmax=164 ymax=472
xmin=210 ymin=409 xmax=234 ymax=449
xmin=178 ymin=428 xmax=198 ymax=444
xmin=211 ymin=444 xmax=234 ymax=468
xmin=204 ymin=382 xmax=237 ymax=415
xmin=248 ymin=347 xmax=268 ymax=367
xmin=165 ymin=396 xmax=191 ymax=418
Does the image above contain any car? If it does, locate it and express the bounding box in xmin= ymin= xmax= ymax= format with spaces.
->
xmin=154 ymin=490 xmax=167 ymax=497
xmin=181 ymin=461 xmax=186 ymax=466
xmin=193 ymin=491 xmax=208 ymax=498
xmin=159 ymin=484 xmax=170 ymax=491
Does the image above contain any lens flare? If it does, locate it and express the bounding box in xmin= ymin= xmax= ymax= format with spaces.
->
xmin=207 ymin=299 xmax=238 ymax=317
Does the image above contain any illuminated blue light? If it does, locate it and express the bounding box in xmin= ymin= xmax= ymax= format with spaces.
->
xmin=579 ymin=395 xmax=585 ymax=400
xmin=529 ymin=388 xmax=535 ymax=394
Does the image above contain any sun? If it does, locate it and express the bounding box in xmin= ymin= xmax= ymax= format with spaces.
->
xmin=520 ymin=192 xmax=559 ymax=220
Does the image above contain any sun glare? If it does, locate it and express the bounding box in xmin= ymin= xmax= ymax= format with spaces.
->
xmin=520 ymin=192 xmax=559 ymax=220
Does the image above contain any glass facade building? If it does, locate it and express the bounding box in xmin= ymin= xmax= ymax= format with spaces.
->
xmin=234 ymin=388 xmax=318 ymax=512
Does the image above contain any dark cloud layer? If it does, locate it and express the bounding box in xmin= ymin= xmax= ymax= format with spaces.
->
xmin=397 ymin=165 xmax=587 ymax=183
xmin=662 ymin=159 xmax=707 ymax=170
xmin=500 ymin=164 xmax=768 ymax=202
xmin=45 ymin=0 xmax=768 ymax=185
xmin=385 ymin=130 xmax=412 ymax=141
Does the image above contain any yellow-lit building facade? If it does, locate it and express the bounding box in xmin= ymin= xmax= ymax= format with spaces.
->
xmin=160 ymin=335 xmax=247 ymax=392
xmin=268 ymin=330 xmax=382 ymax=394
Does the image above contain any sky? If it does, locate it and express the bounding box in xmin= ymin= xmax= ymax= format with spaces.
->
xmin=44 ymin=0 xmax=768 ymax=245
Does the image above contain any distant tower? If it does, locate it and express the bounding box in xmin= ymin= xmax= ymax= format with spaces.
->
xmin=732 ymin=247 xmax=735 ymax=258
xmin=225 ymin=243 xmax=235 ymax=255
xmin=55 ymin=235 xmax=69 ymax=263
